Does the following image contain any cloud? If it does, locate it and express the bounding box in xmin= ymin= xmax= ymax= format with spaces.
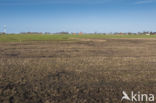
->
xmin=135 ymin=0 xmax=156 ymax=4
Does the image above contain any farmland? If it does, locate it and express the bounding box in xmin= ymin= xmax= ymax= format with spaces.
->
xmin=0 ymin=34 xmax=156 ymax=103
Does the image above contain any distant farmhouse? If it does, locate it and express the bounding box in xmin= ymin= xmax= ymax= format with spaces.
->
xmin=150 ymin=32 xmax=156 ymax=35
xmin=144 ymin=32 xmax=156 ymax=35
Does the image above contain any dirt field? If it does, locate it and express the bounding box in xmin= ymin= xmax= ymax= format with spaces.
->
xmin=0 ymin=38 xmax=156 ymax=103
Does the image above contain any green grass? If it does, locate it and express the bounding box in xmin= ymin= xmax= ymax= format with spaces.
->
xmin=0 ymin=34 xmax=70 ymax=42
xmin=0 ymin=34 xmax=156 ymax=42
xmin=72 ymin=34 xmax=156 ymax=39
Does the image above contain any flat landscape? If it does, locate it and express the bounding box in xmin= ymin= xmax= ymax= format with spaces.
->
xmin=0 ymin=35 xmax=156 ymax=103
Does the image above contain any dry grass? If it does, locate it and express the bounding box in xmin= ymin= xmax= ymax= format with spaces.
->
xmin=0 ymin=39 xmax=156 ymax=103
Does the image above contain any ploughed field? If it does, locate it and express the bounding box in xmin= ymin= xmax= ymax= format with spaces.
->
xmin=0 ymin=38 xmax=156 ymax=103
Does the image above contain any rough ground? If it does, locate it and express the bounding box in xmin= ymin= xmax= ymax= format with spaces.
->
xmin=0 ymin=39 xmax=156 ymax=103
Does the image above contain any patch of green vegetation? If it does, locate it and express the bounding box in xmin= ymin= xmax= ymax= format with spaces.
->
xmin=0 ymin=34 xmax=71 ymax=42
xmin=0 ymin=34 xmax=156 ymax=42
xmin=73 ymin=34 xmax=156 ymax=39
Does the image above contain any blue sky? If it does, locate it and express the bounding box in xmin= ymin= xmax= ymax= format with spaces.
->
xmin=0 ymin=0 xmax=156 ymax=33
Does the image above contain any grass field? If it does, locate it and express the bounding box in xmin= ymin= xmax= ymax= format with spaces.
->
xmin=0 ymin=35 xmax=156 ymax=103
xmin=1 ymin=34 xmax=156 ymax=42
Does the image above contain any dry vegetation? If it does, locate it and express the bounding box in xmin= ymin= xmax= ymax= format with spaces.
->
xmin=0 ymin=38 xmax=156 ymax=103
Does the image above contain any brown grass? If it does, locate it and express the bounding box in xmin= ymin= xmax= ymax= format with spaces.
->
xmin=0 ymin=39 xmax=156 ymax=103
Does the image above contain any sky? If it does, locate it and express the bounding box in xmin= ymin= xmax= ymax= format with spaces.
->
xmin=0 ymin=0 xmax=156 ymax=33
